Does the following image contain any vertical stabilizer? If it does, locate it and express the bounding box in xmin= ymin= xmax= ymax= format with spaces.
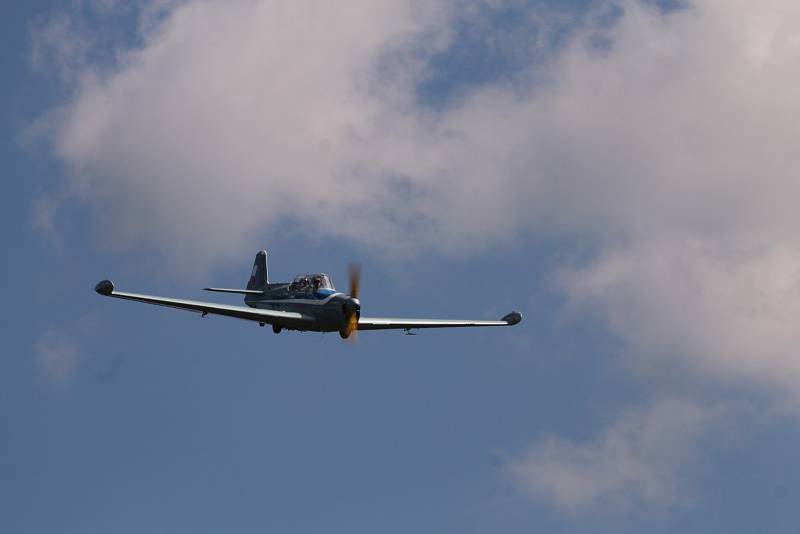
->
xmin=246 ymin=250 xmax=269 ymax=290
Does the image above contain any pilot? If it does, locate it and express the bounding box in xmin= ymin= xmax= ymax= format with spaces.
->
xmin=293 ymin=277 xmax=308 ymax=292
xmin=312 ymin=277 xmax=321 ymax=291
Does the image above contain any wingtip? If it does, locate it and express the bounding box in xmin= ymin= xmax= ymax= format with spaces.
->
xmin=502 ymin=311 xmax=522 ymax=325
xmin=94 ymin=279 xmax=114 ymax=296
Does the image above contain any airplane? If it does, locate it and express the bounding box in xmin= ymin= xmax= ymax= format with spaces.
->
xmin=94 ymin=250 xmax=522 ymax=339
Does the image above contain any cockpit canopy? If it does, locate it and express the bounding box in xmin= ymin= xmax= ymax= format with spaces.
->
xmin=289 ymin=273 xmax=335 ymax=293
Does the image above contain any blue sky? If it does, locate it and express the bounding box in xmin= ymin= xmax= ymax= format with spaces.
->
xmin=4 ymin=1 xmax=800 ymax=533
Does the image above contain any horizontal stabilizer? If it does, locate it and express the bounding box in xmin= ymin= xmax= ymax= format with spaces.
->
xmin=204 ymin=287 xmax=265 ymax=295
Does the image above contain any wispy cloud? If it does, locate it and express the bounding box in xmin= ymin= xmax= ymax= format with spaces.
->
xmin=28 ymin=191 xmax=65 ymax=252
xmin=31 ymin=0 xmax=456 ymax=270
xmin=507 ymin=397 xmax=727 ymax=516
xmin=29 ymin=10 xmax=91 ymax=82
xmin=35 ymin=329 xmax=81 ymax=387
xmin=31 ymin=0 xmax=800 ymax=268
xmin=559 ymin=240 xmax=800 ymax=399
xmin=33 ymin=315 xmax=105 ymax=388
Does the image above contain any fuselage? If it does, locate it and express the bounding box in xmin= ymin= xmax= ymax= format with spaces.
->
xmin=244 ymin=282 xmax=355 ymax=332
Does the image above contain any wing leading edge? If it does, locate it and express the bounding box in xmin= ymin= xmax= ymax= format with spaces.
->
xmin=357 ymin=311 xmax=522 ymax=331
xmin=94 ymin=280 xmax=313 ymax=327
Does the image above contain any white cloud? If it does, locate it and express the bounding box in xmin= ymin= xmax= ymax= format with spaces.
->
xmin=35 ymin=329 xmax=81 ymax=387
xmin=37 ymin=0 xmax=800 ymax=261
xmin=559 ymin=240 xmax=800 ymax=398
xmin=33 ymin=316 xmax=103 ymax=387
xmin=29 ymin=192 xmax=63 ymax=249
xmin=41 ymin=0 xmax=456 ymax=270
xmin=507 ymin=397 xmax=725 ymax=515
xmin=29 ymin=11 xmax=91 ymax=82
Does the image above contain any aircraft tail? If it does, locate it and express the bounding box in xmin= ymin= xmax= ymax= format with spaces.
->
xmin=246 ymin=250 xmax=269 ymax=290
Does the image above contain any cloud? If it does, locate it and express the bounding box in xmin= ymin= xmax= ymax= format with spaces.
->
xmin=35 ymin=329 xmax=81 ymax=387
xmin=38 ymin=0 xmax=456 ymax=270
xmin=33 ymin=315 xmax=105 ymax=387
xmin=29 ymin=192 xmax=63 ymax=249
xmin=36 ymin=0 xmax=800 ymax=262
xmin=29 ymin=10 xmax=90 ymax=81
xmin=559 ymin=240 xmax=800 ymax=399
xmin=507 ymin=397 xmax=726 ymax=515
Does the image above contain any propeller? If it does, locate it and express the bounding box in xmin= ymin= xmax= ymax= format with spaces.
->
xmin=342 ymin=262 xmax=361 ymax=342
xmin=349 ymin=263 xmax=361 ymax=299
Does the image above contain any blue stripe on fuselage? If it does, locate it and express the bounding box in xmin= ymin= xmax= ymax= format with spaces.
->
xmin=282 ymin=289 xmax=337 ymax=301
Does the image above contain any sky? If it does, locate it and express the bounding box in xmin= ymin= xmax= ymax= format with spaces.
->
xmin=3 ymin=0 xmax=800 ymax=532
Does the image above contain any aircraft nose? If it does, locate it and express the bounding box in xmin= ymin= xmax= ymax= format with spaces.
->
xmin=343 ymin=297 xmax=360 ymax=315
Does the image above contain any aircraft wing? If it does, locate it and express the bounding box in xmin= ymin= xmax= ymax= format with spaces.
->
xmin=357 ymin=311 xmax=522 ymax=331
xmin=94 ymin=280 xmax=314 ymax=327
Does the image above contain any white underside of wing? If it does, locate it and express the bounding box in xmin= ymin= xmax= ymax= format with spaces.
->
xmin=106 ymin=289 xmax=314 ymax=325
xmin=357 ymin=317 xmax=512 ymax=330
